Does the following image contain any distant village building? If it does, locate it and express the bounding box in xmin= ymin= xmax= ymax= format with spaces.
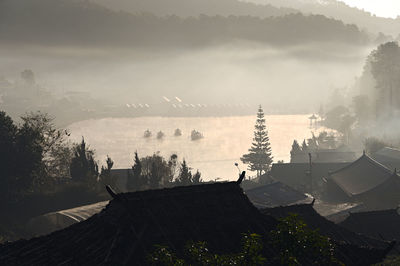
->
xmin=325 ymin=153 xmax=400 ymax=209
xmin=372 ymin=147 xmax=400 ymax=171
xmin=109 ymin=169 xmax=132 ymax=192
xmin=308 ymin=114 xmax=317 ymax=127
xmin=270 ymin=162 xmax=349 ymax=193
xmin=291 ymin=146 xmax=357 ymax=163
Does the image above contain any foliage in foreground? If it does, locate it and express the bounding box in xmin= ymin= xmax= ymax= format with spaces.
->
xmin=374 ymin=255 xmax=400 ymax=266
xmin=269 ymin=214 xmax=341 ymax=266
xmin=148 ymin=214 xmax=342 ymax=266
xmin=148 ymin=233 xmax=266 ymax=266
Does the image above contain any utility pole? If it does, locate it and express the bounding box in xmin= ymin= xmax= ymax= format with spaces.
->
xmin=308 ymin=153 xmax=312 ymax=193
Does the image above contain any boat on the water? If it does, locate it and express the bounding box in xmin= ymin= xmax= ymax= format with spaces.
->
xmin=157 ymin=131 xmax=165 ymax=139
xmin=143 ymin=129 xmax=152 ymax=138
xmin=174 ymin=128 xmax=182 ymax=136
xmin=191 ymin=130 xmax=203 ymax=141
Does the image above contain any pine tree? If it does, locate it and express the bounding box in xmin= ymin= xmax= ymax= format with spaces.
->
xmin=176 ymin=159 xmax=192 ymax=185
xmin=301 ymin=140 xmax=308 ymax=152
xmin=290 ymin=140 xmax=302 ymax=162
xmin=100 ymin=155 xmax=114 ymax=187
xmin=192 ymin=170 xmax=202 ymax=184
xmin=127 ymin=151 xmax=146 ymax=191
xmin=241 ymin=105 xmax=273 ymax=177
xmin=70 ymin=137 xmax=98 ymax=186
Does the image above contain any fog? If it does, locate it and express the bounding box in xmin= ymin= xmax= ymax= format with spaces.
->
xmin=0 ymin=42 xmax=370 ymax=114
xmin=4 ymin=0 xmax=400 ymax=260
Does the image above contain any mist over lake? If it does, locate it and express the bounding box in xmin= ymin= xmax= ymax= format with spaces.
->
xmin=68 ymin=114 xmax=330 ymax=181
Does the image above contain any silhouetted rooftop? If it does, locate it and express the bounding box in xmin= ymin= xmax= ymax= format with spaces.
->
xmin=261 ymin=203 xmax=393 ymax=265
xmin=329 ymin=154 xmax=394 ymax=197
xmin=245 ymin=181 xmax=310 ymax=208
xmin=0 ymin=181 xmax=276 ymax=265
xmin=339 ymin=209 xmax=400 ymax=241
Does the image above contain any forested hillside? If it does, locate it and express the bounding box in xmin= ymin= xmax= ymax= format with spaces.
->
xmin=0 ymin=0 xmax=369 ymax=48
xmin=247 ymin=0 xmax=400 ymax=36
xmin=91 ymin=0 xmax=296 ymax=17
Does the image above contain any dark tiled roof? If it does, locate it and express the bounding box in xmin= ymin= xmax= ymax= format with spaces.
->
xmin=0 ymin=182 xmax=277 ymax=265
xmin=329 ymin=154 xmax=394 ymax=197
xmin=375 ymin=147 xmax=400 ymax=160
xmin=261 ymin=204 xmax=389 ymax=249
xmin=372 ymin=147 xmax=400 ymax=171
xmin=26 ymin=201 xmax=109 ymax=237
xmin=271 ymin=162 xmax=349 ymax=183
xmin=339 ymin=209 xmax=400 ymax=241
xmin=245 ymin=181 xmax=309 ymax=208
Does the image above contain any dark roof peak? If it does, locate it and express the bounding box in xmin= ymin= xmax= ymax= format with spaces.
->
xmin=236 ymin=171 xmax=246 ymax=184
xmin=330 ymin=153 xmax=392 ymax=176
xmin=0 ymin=180 xmax=277 ymax=265
xmin=328 ymin=153 xmax=395 ymax=197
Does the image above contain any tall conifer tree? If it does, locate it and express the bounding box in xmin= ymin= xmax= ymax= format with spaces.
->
xmin=241 ymin=105 xmax=273 ymax=177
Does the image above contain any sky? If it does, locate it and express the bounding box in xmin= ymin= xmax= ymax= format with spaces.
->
xmin=341 ymin=0 xmax=400 ymax=18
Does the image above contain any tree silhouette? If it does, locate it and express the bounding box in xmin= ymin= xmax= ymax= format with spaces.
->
xmin=192 ymin=170 xmax=202 ymax=184
xmin=70 ymin=137 xmax=98 ymax=186
xmin=290 ymin=140 xmax=302 ymax=162
xmin=241 ymin=105 xmax=273 ymax=177
xmin=100 ymin=155 xmax=114 ymax=187
xmin=370 ymin=42 xmax=400 ymax=114
xmin=176 ymin=159 xmax=192 ymax=186
xmin=127 ymin=151 xmax=146 ymax=191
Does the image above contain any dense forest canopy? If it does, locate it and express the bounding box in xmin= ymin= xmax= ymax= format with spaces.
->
xmin=92 ymin=0 xmax=297 ymax=18
xmin=0 ymin=0 xmax=369 ymax=48
xmin=248 ymin=0 xmax=400 ymax=37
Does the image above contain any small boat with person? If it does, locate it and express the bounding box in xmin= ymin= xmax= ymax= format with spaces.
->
xmin=174 ymin=128 xmax=182 ymax=136
xmin=191 ymin=130 xmax=203 ymax=141
xmin=143 ymin=129 xmax=152 ymax=138
xmin=157 ymin=131 xmax=165 ymax=139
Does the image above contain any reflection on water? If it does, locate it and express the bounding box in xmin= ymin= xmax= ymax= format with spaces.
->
xmin=68 ymin=115 xmax=329 ymax=181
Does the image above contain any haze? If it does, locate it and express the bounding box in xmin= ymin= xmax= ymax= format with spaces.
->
xmin=342 ymin=0 xmax=400 ymax=18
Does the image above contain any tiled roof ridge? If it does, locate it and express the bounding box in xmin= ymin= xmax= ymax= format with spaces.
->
xmin=349 ymin=208 xmax=400 ymax=217
xmin=329 ymin=153 xmax=392 ymax=177
xmin=261 ymin=203 xmax=393 ymax=251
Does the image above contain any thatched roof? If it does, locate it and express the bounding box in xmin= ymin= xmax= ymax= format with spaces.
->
xmin=0 ymin=181 xmax=277 ymax=265
xmin=329 ymin=154 xmax=395 ymax=197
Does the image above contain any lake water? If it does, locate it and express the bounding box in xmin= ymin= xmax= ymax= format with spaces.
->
xmin=68 ymin=115 xmax=327 ymax=181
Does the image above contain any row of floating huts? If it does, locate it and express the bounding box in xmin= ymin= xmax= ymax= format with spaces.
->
xmin=144 ymin=129 xmax=203 ymax=140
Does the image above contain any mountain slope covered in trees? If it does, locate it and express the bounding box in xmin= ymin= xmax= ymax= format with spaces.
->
xmin=90 ymin=0 xmax=297 ymax=18
xmin=0 ymin=0 xmax=370 ymax=48
xmin=246 ymin=0 xmax=400 ymax=36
